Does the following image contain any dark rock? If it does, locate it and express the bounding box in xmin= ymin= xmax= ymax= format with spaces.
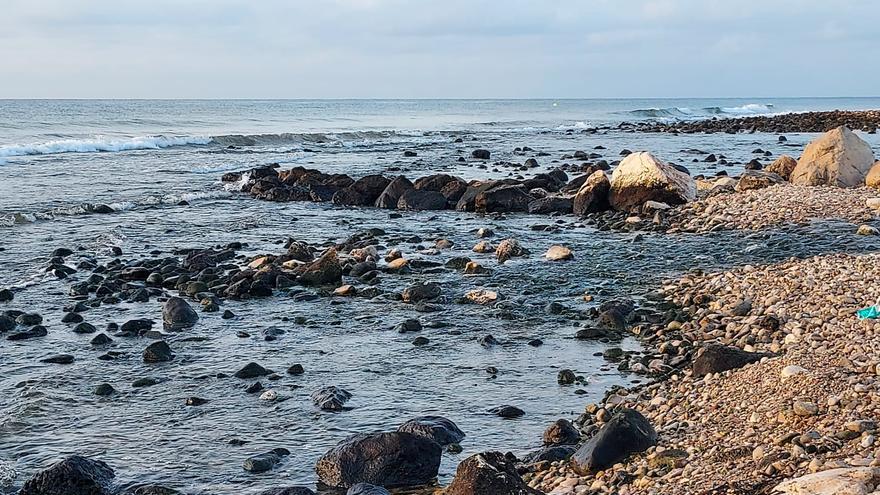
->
xmin=401 ymin=282 xmax=441 ymax=303
xmin=132 ymin=377 xmax=161 ymax=388
xmin=692 ymin=344 xmax=765 ymax=377
xmin=0 ymin=314 xmax=15 ymax=332
xmin=311 ymin=386 xmax=353 ymax=411
xmin=471 ymin=149 xmax=491 ymax=160
xmin=557 ymin=369 xmax=576 ymax=385
xmin=397 ymin=416 xmax=465 ymax=446
xmin=94 ymin=383 xmax=116 ymax=396
xmin=243 ymin=448 xmax=290 ymax=473
xmin=346 ymin=483 xmax=391 ymax=495
xmin=17 ymin=313 xmax=43 ymax=326
xmin=396 ymin=318 xmax=422 ymax=333
xmin=522 ymin=445 xmax=577 ymax=464
xmin=445 ymin=451 xmax=540 ymax=495
xmin=374 ymin=176 xmax=414 ymax=209
xmin=256 ymin=488 xmax=316 ymax=495
xmin=315 ymin=431 xmax=441 ymax=489
xmin=8 ymin=325 xmax=48 ymax=340
xmin=287 ymin=364 xmax=305 ymax=375
xmin=489 ymin=405 xmax=524 ymax=418
xmin=475 ymin=184 xmax=533 ymax=213
xmin=41 ymin=354 xmax=75 ymax=364
xmin=235 ymin=362 xmax=271 ymax=379
xmin=543 ymin=419 xmax=580 ymax=445
xmin=119 ymin=484 xmax=182 ymax=495
xmin=185 ymin=397 xmax=208 ymax=406
xmin=573 ymin=170 xmax=611 ymax=215
xmin=0 ymin=288 xmax=13 ymax=302
xmin=296 ymin=249 xmax=343 ymax=286
xmin=19 ymin=455 xmax=115 ymax=495
xmin=62 ymin=312 xmax=84 ymax=323
xmin=527 ymin=196 xmax=573 ymax=214
xmin=571 ymin=408 xmax=657 ymax=473
xmin=73 ymin=322 xmax=98 ymax=334
xmin=121 ymin=319 xmax=154 ymax=334
xmin=90 ymin=332 xmax=113 ymax=346
xmin=162 ymin=297 xmax=198 ymax=330
xmin=478 ymin=334 xmax=500 ymax=347
xmin=143 ymin=341 xmax=174 ymax=363
xmin=396 ymin=189 xmax=448 ymax=210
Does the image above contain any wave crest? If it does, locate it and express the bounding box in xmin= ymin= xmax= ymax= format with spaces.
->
xmin=0 ymin=135 xmax=211 ymax=159
xmin=623 ymin=103 xmax=776 ymax=119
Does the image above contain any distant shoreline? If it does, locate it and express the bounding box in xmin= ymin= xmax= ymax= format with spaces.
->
xmin=620 ymin=109 xmax=880 ymax=134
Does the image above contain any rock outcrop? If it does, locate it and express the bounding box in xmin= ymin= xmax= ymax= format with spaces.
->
xmin=790 ymin=126 xmax=876 ymax=187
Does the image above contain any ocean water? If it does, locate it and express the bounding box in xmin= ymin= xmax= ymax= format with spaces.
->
xmin=2 ymin=98 xmax=880 ymax=493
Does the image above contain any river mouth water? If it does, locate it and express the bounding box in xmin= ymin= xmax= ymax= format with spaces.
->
xmin=2 ymin=99 xmax=880 ymax=494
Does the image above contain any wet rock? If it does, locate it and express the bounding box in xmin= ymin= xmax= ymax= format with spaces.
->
xmin=375 ymin=176 xmax=414 ymax=209
xmin=479 ymin=334 xmax=500 ymax=347
xmin=121 ymin=318 xmax=154 ymax=335
xmin=543 ymin=419 xmax=580 ymax=445
xmin=471 ymin=149 xmax=491 ymax=160
xmin=311 ymin=386 xmax=353 ymax=411
xmin=16 ymin=313 xmax=43 ymax=326
xmin=256 ymin=488 xmax=316 ymax=495
xmin=73 ymin=322 xmax=98 ymax=334
xmin=692 ymin=343 xmax=765 ymax=377
xmin=445 ymin=451 xmax=540 ymax=495
xmin=346 ymin=483 xmax=390 ymax=495
xmin=0 ymin=288 xmax=12 ymax=302
xmin=791 ymin=126 xmax=876 ymax=187
xmin=495 ymin=238 xmax=528 ymax=263
xmin=41 ymin=354 xmax=75 ymax=364
xmin=185 ymin=397 xmax=208 ymax=406
xmin=544 ymin=245 xmax=572 ymax=261
xmin=132 ymin=377 xmax=161 ymax=388
xmin=475 ymin=184 xmax=533 ymax=213
xmin=296 ymin=249 xmax=343 ymax=286
xmin=489 ymin=405 xmax=524 ymax=418
xmin=396 ymin=319 xmax=422 ymax=333
xmin=571 ymin=408 xmax=657 ymax=473
xmin=90 ymin=333 xmax=113 ymax=346
xmin=119 ymin=485 xmax=182 ymax=495
xmin=162 ymin=297 xmax=198 ymax=330
xmin=287 ymin=364 xmax=305 ymax=375
xmin=573 ymin=170 xmax=611 ymax=215
xmin=19 ymin=455 xmax=115 ymax=495
xmin=143 ymin=341 xmax=174 ymax=363
xmin=243 ymin=448 xmax=290 ymax=473
xmin=94 ymin=383 xmax=116 ymax=396
xmin=235 ymin=362 xmax=271 ymax=379
xmin=7 ymin=325 xmax=48 ymax=340
xmin=315 ymin=431 xmax=441 ymax=489
xmin=401 ymin=282 xmax=441 ymax=303
xmin=523 ymin=445 xmax=577 ymax=464
xmin=609 ymin=152 xmax=695 ymax=211
xmin=527 ymin=196 xmax=572 ymax=214
xmin=557 ymin=369 xmax=576 ymax=385
xmin=62 ymin=312 xmax=84 ymax=323
xmin=396 ymin=189 xmax=447 ymax=210
xmin=397 ymin=416 xmax=465 ymax=446
xmin=0 ymin=314 xmax=15 ymax=333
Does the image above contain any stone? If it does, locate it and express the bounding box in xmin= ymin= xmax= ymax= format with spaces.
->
xmin=866 ymin=161 xmax=880 ymax=189
xmin=609 ymin=152 xmax=695 ymax=211
xmin=489 ymin=405 xmax=524 ymax=418
xmin=143 ymin=341 xmax=174 ymax=363
xmin=735 ymin=170 xmax=785 ymax=192
xmin=495 ymin=238 xmax=527 ymax=263
xmin=781 ymin=365 xmax=808 ymax=379
xmin=544 ymin=245 xmax=572 ymax=261
xmin=346 ymin=484 xmax=390 ymax=495
xmin=471 ymin=149 xmax=491 ymax=160
xmin=94 ymin=383 xmax=116 ymax=396
xmin=243 ymin=448 xmax=290 ymax=473
xmin=571 ymin=408 xmax=657 ymax=473
xmin=856 ymin=225 xmax=878 ymax=236
xmin=296 ymin=249 xmax=343 ymax=286
xmin=256 ymin=488 xmax=316 ymax=495
xmin=692 ymin=344 xmax=764 ymax=377
xmin=475 ymin=184 xmax=533 ymax=213
xmin=773 ymin=467 xmax=880 ymax=495
xmin=527 ymin=196 xmax=573 ymax=214
xmin=445 ymin=451 xmax=541 ymax=495
xmin=162 ymin=297 xmax=198 ymax=330
xmin=315 ymin=432 xmax=441 ymax=489
xmin=396 ymin=189 xmax=447 ymax=210
xmin=766 ymin=154 xmax=798 ymax=180
xmin=464 ymin=289 xmax=499 ymax=305
xmin=375 ymin=176 xmax=414 ymax=208
xmin=401 ymin=282 xmax=440 ymax=303
xmin=311 ymin=386 xmax=352 ymax=411
xmin=543 ymin=419 xmax=580 ymax=445
xmin=397 ymin=416 xmax=465 ymax=446
xmin=0 ymin=288 xmax=12 ymax=302
xmin=41 ymin=354 xmax=75 ymax=364
xmin=793 ymin=400 xmax=819 ymax=417
xmin=572 ymin=170 xmax=611 ymax=215
xmin=235 ymin=362 xmax=271 ymax=379
xmin=791 ymin=126 xmax=876 ymax=187
xmin=19 ymin=455 xmax=115 ymax=495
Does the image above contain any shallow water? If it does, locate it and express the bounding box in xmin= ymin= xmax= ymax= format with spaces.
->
xmin=2 ymin=99 xmax=880 ymax=493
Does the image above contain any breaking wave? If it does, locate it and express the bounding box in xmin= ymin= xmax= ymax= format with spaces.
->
xmin=0 ymin=135 xmax=212 ymax=159
xmin=623 ymin=103 xmax=776 ymax=119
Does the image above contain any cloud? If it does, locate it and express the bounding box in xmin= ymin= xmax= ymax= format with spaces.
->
xmin=0 ymin=0 xmax=878 ymax=97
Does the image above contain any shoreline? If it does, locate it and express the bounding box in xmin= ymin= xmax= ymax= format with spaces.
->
xmin=618 ymin=109 xmax=880 ymax=134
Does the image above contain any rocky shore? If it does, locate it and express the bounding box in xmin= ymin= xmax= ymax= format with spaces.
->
xmin=619 ymin=109 xmax=880 ymax=134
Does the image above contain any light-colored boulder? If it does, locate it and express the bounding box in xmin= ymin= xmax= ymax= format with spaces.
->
xmin=772 ymin=467 xmax=880 ymax=495
xmin=767 ymin=155 xmax=798 ymax=181
xmin=865 ymin=161 xmax=880 ymax=189
xmin=544 ymin=245 xmax=573 ymax=261
xmin=609 ymin=152 xmax=695 ymax=211
xmin=790 ymin=127 xmax=875 ymax=187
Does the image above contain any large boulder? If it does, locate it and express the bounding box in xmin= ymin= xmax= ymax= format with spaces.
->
xmin=866 ymin=161 xmax=880 ymax=189
xmin=474 ymin=184 xmax=533 ymax=213
xmin=375 ymin=176 xmax=414 ymax=209
xmin=445 ymin=451 xmax=541 ymax=495
xmin=609 ymin=152 xmax=695 ymax=211
xmin=734 ymin=170 xmax=785 ymax=192
xmin=397 ymin=416 xmax=465 ymax=446
xmin=766 ymin=154 xmax=798 ymax=181
xmin=790 ymin=126 xmax=876 ymax=187
xmin=396 ymin=189 xmax=448 ymax=210
xmin=351 ymin=175 xmax=392 ymax=202
xmin=572 ymin=170 xmax=611 ymax=215
xmin=773 ymin=467 xmax=880 ymax=495
xmin=20 ymin=455 xmax=115 ymax=495
xmin=692 ymin=344 xmax=765 ymax=377
xmin=455 ymin=181 xmax=500 ymax=212
xmin=527 ymin=196 xmax=572 ymax=214
xmin=413 ymin=174 xmax=464 ymax=192
xmin=162 ymin=297 xmax=198 ymax=330
xmin=571 ymin=408 xmax=657 ymax=473
xmin=296 ymin=249 xmax=342 ymax=286
xmin=315 ymin=432 xmax=441 ymax=489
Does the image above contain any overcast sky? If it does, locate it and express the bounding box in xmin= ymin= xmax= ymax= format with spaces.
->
xmin=2 ymin=0 xmax=878 ymax=99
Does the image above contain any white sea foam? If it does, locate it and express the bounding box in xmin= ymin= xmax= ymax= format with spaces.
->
xmin=0 ymin=135 xmax=211 ymax=158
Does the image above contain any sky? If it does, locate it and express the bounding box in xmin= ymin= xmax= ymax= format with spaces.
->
xmin=1 ymin=0 xmax=878 ymax=99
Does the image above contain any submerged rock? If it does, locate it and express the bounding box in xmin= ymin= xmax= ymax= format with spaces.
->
xmin=346 ymin=483 xmax=390 ymax=495
xmin=143 ymin=341 xmax=174 ymax=363
xmin=445 ymin=451 xmax=541 ymax=495
xmin=571 ymin=408 xmax=657 ymax=473
xmin=311 ymin=386 xmax=352 ymax=411
xmin=315 ymin=432 xmax=441 ymax=489
xmin=19 ymin=455 xmax=115 ymax=495
xmin=243 ymin=448 xmax=290 ymax=473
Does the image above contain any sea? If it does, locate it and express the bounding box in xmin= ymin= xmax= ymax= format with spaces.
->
xmin=2 ymin=98 xmax=880 ymax=493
